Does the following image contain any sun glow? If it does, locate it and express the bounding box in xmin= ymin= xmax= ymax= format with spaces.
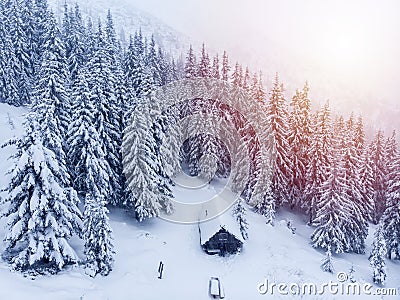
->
xmin=313 ymin=16 xmax=381 ymax=88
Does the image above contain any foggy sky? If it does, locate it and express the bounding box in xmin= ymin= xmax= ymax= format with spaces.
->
xmin=95 ymin=0 xmax=400 ymax=135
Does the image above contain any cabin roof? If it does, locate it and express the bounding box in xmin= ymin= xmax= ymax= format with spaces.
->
xmin=199 ymin=205 xmax=244 ymax=244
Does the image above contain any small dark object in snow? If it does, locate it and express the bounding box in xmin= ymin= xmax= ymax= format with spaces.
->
xmin=286 ymin=219 xmax=296 ymax=234
xmin=209 ymin=277 xmax=225 ymax=299
xmin=158 ymin=261 xmax=164 ymax=279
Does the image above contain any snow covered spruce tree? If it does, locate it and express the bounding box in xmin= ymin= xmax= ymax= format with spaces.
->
xmin=287 ymin=83 xmax=311 ymax=209
xmin=381 ymin=150 xmax=400 ymax=260
xmin=184 ymin=44 xmax=197 ymax=78
xmin=370 ymin=130 xmax=390 ymax=223
xmin=31 ymin=12 xmax=71 ymax=146
xmin=6 ymin=0 xmax=33 ymax=105
xmin=160 ymin=104 xmax=182 ymax=178
xmin=0 ymin=0 xmax=37 ymax=106
xmin=249 ymin=72 xmax=266 ymax=104
xmin=0 ymin=2 xmax=19 ymax=105
xmin=221 ymin=50 xmax=230 ymax=81
xmin=197 ymin=43 xmax=211 ymax=78
xmin=85 ymin=20 xmax=122 ymax=206
xmin=67 ymin=72 xmax=110 ymax=199
xmin=122 ymin=99 xmax=173 ymax=221
xmin=83 ymin=195 xmax=115 ymax=277
xmin=369 ymin=225 xmax=387 ymax=285
xmin=199 ymin=114 xmax=221 ymax=181
xmin=1 ymin=120 xmax=82 ymax=274
xmin=61 ymin=3 xmax=86 ymax=84
xmin=310 ymin=133 xmax=348 ymax=255
xmin=231 ymin=62 xmax=243 ymax=87
xmin=146 ymin=34 xmax=162 ymax=86
xmin=266 ymin=73 xmax=292 ymax=207
xmin=233 ymin=197 xmax=249 ymax=240
xmin=321 ymin=245 xmax=335 ymax=273
xmin=355 ymin=116 xmax=374 ymax=222
xmin=340 ymin=114 xmax=369 ymax=254
xmin=305 ymin=102 xmax=332 ymax=224
xmin=125 ymin=34 xmax=154 ymax=99
xmin=149 ymin=96 xmax=174 ymax=208
xmin=251 ymin=165 xmax=275 ymax=225
xmin=211 ymin=54 xmax=220 ymax=79
xmin=67 ymin=72 xmax=115 ymax=276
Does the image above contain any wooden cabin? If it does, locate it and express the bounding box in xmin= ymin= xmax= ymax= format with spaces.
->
xmin=199 ymin=207 xmax=243 ymax=256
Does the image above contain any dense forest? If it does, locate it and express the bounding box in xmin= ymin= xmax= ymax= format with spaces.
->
xmin=0 ymin=0 xmax=399 ymax=285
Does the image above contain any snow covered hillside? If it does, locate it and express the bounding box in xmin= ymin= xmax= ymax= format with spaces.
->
xmin=0 ymin=104 xmax=399 ymax=300
xmin=48 ymin=0 xmax=193 ymax=57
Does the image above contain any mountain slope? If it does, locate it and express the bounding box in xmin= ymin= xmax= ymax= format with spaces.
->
xmin=48 ymin=0 xmax=193 ymax=56
xmin=0 ymin=103 xmax=399 ymax=300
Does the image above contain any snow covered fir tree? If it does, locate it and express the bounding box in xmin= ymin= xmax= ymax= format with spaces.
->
xmin=0 ymin=0 xmax=399 ymax=295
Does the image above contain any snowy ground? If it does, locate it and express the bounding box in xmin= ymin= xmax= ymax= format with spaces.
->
xmin=0 ymin=103 xmax=399 ymax=300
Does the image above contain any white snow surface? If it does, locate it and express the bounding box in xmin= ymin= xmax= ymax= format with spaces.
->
xmin=0 ymin=103 xmax=399 ymax=299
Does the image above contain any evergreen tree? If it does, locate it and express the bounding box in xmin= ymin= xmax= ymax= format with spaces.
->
xmin=157 ymin=47 xmax=171 ymax=85
xmin=354 ymin=116 xmax=366 ymax=157
xmin=105 ymin=9 xmax=120 ymax=61
xmin=8 ymin=0 xmax=32 ymax=105
xmin=125 ymin=35 xmax=154 ymax=99
xmin=0 ymin=3 xmax=19 ymax=104
xmin=198 ymin=109 xmax=221 ymax=181
xmin=31 ymin=12 xmax=71 ymax=144
xmin=221 ymin=50 xmax=230 ymax=81
xmin=211 ymin=54 xmax=220 ymax=79
xmin=62 ymin=3 xmax=85 ymax=83
xmin=321 ymin=246 xmax=335 ymax=273
xmin=85 ymin=21 xmax=122 ymax=205
xmin=341 ymin=114 xmax=369 ymax=253
xmin=146 ymin=34 xmax=162 ymax=86
xmin=233 ymin=198 xmax=249 ymax=240
xmin=20 ymin=0 xmax=35 ymax=70
xmin=369 ymin=225 xmax=387 ymax=285
xmin=67 ymin=73 xmax=110 ymax=200
xmin=197 ymin=43 xmax=210 ymax=78
xmin=2 ymin=120 xmax=81 ymax=274
xmin=355 ymin=115 xmax=373 ymax=221
xmin=381 ymin=150 xmax=400 ymax=260
xmin=311 ymin=142 xmax=348 ymax=254
xmin=370 ymin=130 xmax=389 ymax=223
xmin=252 ymin=167 xmax=275 ymax=225
xmin=83 ymin=17 xmax=96 ymax=61
xmin=231 ymin=129 xmax=252 ymax=194
xmin=242 ymin=66 xmax=250 ymax=92
xmin=266 ymin=74 xmax=292 ymax=207
xmin=250 ymin=72 xmax=266 ymax=104
xmin=184 ymin=44 xmax=196 ymax=78
xmin=359 ymin=146 xmax=375 ymax=222
xmin=231 ymin=62 xmax=242 ymax=87
xmin=148 ymin=97 xmax=175 ymax=212
xmin=305 ymin=102 xmax=332 ymax=223
xmin=287 ymin=89 xmax=306 ymax=209
xmin=122 ymin=101 xmax=173 ymax=221
xmin=67 ymin=71 xmax=115 ymax=275
xmin=160 ymin=105 xmax=181 ymax=178
xmin=133 ymin=28 xmax=145 ymax=57
xmin=83 ymin=195 xmax=114 ymax=277
xmin=32 ymin=0 xmax=49 ymax=65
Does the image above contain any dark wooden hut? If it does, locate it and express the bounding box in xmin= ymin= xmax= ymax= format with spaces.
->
xmin=199 ymin=208 xmax=243 ymax=256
